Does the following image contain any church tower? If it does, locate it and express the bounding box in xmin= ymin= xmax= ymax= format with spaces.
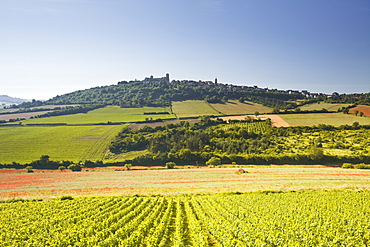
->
xmin=165 ymin=73 xmax=170 ymax=83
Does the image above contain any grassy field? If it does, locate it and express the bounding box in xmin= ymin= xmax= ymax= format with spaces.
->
xmin=1 ymin=166 xmax=370 ymax=198
xmin=299 ymin=102 xmax=352 ymax=111
xmin=13 ymin=106 xmax=175 ymax=124
xmin=171 ymin=100 xmax=221 ymax=118
xmin=280 ymin=112 xmax=370 ymax=126
xmin=0 ymin=125 xmax=124 ymax=164
xmin=210 ymin=100 xmax=272 ymax=115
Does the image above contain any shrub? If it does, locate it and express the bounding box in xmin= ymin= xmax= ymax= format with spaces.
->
xmin=206 ymin=157 xmax=221 ymax=167
xmin=25 ymin=166 xmax=34 ymax=173
xmin=166 ymin=162 xmax=176 ymax=169
xmin=124 ymin=163 xmax=132 ymax=170
xmin=58 ymin=166 xmax=66 ymax=171
xmin=342 ymin=163 xmax=353 ymax=169
xmin=59 ymin=195 xmax=74 ymax=200
xmin=355 ymin=163 xmax=368 ymax=169
xmin=68 ymin=164 xmax=82 ymax=172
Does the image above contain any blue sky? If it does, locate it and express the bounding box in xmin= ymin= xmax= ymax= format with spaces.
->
xmin=1 ymin=0 xmax=369 ymax=100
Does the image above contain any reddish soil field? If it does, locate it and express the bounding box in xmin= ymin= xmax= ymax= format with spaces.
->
xmin=349 ymin=105 xmax=370 ymax=117
xmin=1 ymin=166 xmax=369 ymax=199
xmin=129 ymin=118 xmax=200 ymax=129
xmin=0 ymin=111 xmax=54 ymax=121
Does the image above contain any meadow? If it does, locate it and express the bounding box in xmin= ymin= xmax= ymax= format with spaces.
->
xmin=210 ymin=100 xmax=272 ymax=115
xmin=299 ymin=102 xmax=352 ymax=111
xmin=171 ymin=100 xmax=221 ymax=118
xmin=0 ymin=125 xmax=124 ymax=164
xmin=279 ymin=112 xmax=370 ymax=126
xmin=13 ymin=106 xmax=175 ymax=124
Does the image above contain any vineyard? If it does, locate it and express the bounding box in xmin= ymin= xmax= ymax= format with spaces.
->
xmin=1 ymin=190 xmax=370 ymax=246
xmin=218 ymin=121 xmax=269 ymax=133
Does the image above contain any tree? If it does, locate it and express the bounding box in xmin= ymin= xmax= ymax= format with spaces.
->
xmin=124 ymin=163 xmax=132 ymax=170
xmin=354 ymin=110 xmax=359 ymax=116
xmin=206 ymin=157 xmax=221 ymax=167
xmin=58 ymin=166 xmax=66 ymax=171
xmin=254 ymin=111 xmax=260 ymax=118
xmin=359 ymin=112 xmax=364 ymax=117
xmin=309 ymin=146 xmax=324 ymax=161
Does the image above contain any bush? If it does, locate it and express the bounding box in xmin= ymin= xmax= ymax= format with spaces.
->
xmin=206 ymin=157 xmax=221 ymax=167
xmin=68 ymin=164 xmax=82 ymax=172
xmin=25 ymin=166 xmax=34 ymax=173
xmin=58 ymin=166 xmax=66 ymax=171
xmin=355 ymin=163 xmax=369 ymax=169
xmin=166 ymin=162 xmax=176 ymax=169
xmin=342 ymin=163 xmax=354 ymax=169
xmin=59 ymin=195 xmax=74 ymax=200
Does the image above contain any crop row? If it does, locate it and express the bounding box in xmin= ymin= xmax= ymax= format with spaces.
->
xmin=0 ymin=190 xmax=370 ymax=246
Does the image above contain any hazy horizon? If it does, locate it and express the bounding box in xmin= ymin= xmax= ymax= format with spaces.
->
xmin=1 ymin=0 xmax=370 ymax=100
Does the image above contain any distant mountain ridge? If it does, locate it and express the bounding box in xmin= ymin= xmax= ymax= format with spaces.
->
xmin=0 ymin=95 xmax=29 ymax=106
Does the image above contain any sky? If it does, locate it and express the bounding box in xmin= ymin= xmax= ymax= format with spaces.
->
xmin=1 ymin=0 xmax=369 ymax=100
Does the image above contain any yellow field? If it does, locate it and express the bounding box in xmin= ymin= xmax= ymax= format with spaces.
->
xmin=210 ymin=100 xmax=272 ymax=115
xmin=171 ymin=100 xmax=221 ymax=118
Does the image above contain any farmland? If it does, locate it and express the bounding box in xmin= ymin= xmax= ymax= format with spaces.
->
xmin=1 ymin=166 xmax=370 ymax=198
xmin=0 ymin=187 xmax=370 ymax=246
xmin=0 ymin=110 xmax=55 ymax=122
xmin=12 ymin=106 xmax=175 ymax=125
xmin=0 ymin=125 xmax=124 ymax=164
xmin=299 ymin=102 xmax=352 ymax=111
xmin=210 ymin=100 xmax=272 ymax=115
xmin=349 ymin=105 xmax=370 ymax=117
xmin=280 ymin=112 xmax=370 ymax=126
xmin=171 ymin=100 xmax=221 ymax=118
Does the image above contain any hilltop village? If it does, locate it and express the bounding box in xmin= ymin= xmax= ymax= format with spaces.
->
xmin=133 ymin=73 xmax=347 ymax=99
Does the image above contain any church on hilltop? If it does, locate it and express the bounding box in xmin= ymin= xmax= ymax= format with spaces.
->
xmin=143 ymin=73 xmax=170 ymax=83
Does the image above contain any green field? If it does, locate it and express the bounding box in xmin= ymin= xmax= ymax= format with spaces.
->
xmin=171 ymin=100 xmax=221 ymax=118
xmin=210 ymin=100 xmax=272 ymax=115
xmin=14 ymin=106 xmax=175 ymax=124
xmin=280 ymin=112 xmax=370 ymax=126
xmin=299 ymin=102 xmax=352 ymax=111
xmin=0 ymin=125 xmax=124 ymax=163
xmin=1 ymin=190 xmax=370 ymax=246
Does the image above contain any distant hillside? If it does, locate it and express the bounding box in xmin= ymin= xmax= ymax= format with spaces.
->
xmin=0 ymin=95 xmax=29 ymax=106
xmin=44 ymin=80 xmax=305 ymax=111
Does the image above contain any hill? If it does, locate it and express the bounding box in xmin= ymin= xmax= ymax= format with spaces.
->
xmin=41 ymin=79 xmax=305 ymax=111
xmin=0 ymin=95 xmax=29 ymax=106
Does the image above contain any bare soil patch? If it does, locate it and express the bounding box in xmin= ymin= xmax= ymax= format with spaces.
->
xmin=129 ymin=118 xmax=200 ymax=130
xmin=349 ymin=105 xmax=370 ymax=117
xmin=219 ymin=114 xmax=290 ymax=127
